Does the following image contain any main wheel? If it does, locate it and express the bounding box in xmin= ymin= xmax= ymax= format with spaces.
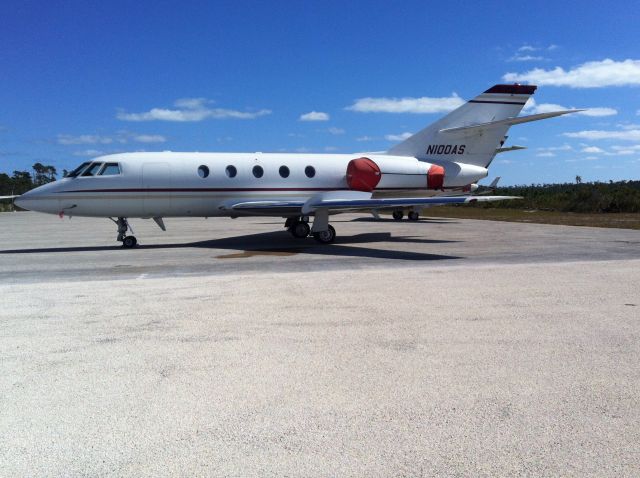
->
xmin=289 ymin=221 xmax=310 ymax=239
xmin=392 ymin=210 xmax=404 ymax=221
xmin=312 ymin=225 xmax=336 ymax=244
xmin=408 ymin=211 xmax=419 ymax=221
xmin=122 ymin=236 xmax=138 ymax=248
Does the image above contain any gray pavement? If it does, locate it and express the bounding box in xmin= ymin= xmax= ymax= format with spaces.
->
xmin=1 ymin=212 xmax=639 ymax=282
xmin=1 ymin=212 xmax=639 ymax=476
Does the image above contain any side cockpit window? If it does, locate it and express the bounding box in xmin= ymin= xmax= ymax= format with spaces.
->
xmin=81 ymin=162 xmax=104 ymax=176
xmin=98 ymin=163 xmax=121 ymax=176
xmin=67 ymin=161 xmax=91 ymax=178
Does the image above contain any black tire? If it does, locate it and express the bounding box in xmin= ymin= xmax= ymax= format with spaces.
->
xmin=408 ymin=211 xmax=419 ymax=221
xmin=312 ymin=225 xmax=336 ymax=244
xmin=289 ymin=221 xmax=310 ymax=239
xmin=392 ymin=210 xmax=404 ymax=221
xmin=122 ymin=236 xmax=137 ymax=248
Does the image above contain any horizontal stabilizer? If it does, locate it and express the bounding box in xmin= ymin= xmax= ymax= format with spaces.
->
xmin=496 ymin=145 xmax=526 ymax=154
xmin=440 ymin=110 xmax=582 ymax=135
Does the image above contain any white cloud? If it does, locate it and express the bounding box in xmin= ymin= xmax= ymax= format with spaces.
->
xmin=611 ymin=144 xmax=640 ymax=155
xmin=72 ymin=149 xmax=105 ymax=157
xmin=327 ymin=127 xmax=345 ymax=135
xmin=509 ymin=55 xmax=546 ymax=62
xmin=131 ymin=134 xmax=166 ymax=143
xmin=518 ymin=45 xmax=538 ymax=52
xmin=356 ymin=136 xmax=376 ymax=142
xmin=504 ymin=59 xmax=640 ymax=87
xmin=118 ymin=98 xmax=271 ymax=121
xmin=563 ymin=129 xmax=640 ymax=141
xmin=346 ymin=94 xmax=464 ymax=114
xmin=578 ymin=107 xmax=618 ymax=117
xmin=57 ymin=134 xmax=114 ymax=145
xmin=385 ymin=132 xmax=412 ymax=141
xmin=524 ymin=98 xmax=617 ymax=116
xmin=581 ymin=146 xmax=605 ymax=153
xmin=637 ymin=109 xmax=640 ymax=115
xmin=536 ymin=152 xmax=556 ymax=157
xmin=537 ymin=144 xmax=573 ymax=152
xmin=617 ymin=123 xmax=640 ymax=130
xmin=612 ymin=144 xmax=640 ymax=151
xmin=299 ymin=111 xmax=329 ymax=121
xmin=58 ymin=132 xmax=167 ymax=145
xmin=324 ymin=146 xmax=338 ymax=152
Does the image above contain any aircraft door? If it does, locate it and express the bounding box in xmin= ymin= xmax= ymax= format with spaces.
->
xmin=142 ymin=162 xmax=172 ymax=216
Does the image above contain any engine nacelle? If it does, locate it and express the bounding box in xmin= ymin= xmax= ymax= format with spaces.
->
xmin=346 ymin=158 xmax=381 ymax=192
xmin=347 ymin=156 xmax=445 ymax=191
xmin=346 ymin=156 xmax=487 ymax=191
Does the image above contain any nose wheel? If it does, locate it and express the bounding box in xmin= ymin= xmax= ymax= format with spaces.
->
xmin=122 ymin=235 xmax=138 ymax=248
xmin=110 ymin=217 xmax=138 ymax=248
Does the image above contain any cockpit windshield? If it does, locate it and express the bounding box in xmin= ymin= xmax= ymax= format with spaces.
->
xmin=67 ymin=161 xmax=121 ymax=178
xmin=66 ymin=161 xmax=91 ymax=178
xmin=81 ymin=162 xmax=104 ymax=176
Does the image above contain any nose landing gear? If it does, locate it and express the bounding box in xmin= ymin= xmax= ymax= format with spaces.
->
xmin=110 ymin=217 xmax=138 ymax=248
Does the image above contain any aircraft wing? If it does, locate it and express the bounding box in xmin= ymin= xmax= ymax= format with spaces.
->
xmin=0 ymin=195 xmax=20 ymax=200
xmin=224 ymin=191 xmax=519 ymax=215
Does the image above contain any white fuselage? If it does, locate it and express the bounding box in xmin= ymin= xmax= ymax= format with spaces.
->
xmin=16 ymin=152 xmax=488 ymax=218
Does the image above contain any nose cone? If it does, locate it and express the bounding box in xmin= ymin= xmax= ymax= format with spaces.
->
xmin=14 ymin=183 xmax=61 ymax=214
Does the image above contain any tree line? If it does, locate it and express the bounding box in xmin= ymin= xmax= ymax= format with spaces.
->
xmin=0 ymin=163 xmax=61 ymax=196
xmin=488 ymin=180 xmax=640 ymax=213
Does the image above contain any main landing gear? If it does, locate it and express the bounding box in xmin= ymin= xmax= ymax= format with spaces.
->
xmin=392 ymin=210 xmax=420 ymax=221
xmin=284 ymin=215 xmax=336 ymax=244
xmin=110 ymin=217 xmax=138 ymax=248
xmin=285 ymin=216 xmax=311 ymax=239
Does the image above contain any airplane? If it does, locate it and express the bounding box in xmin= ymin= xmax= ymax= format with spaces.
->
xmin=14 ymin=84 xmax=577 ymax=247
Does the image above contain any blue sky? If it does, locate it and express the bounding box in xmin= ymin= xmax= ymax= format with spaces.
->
xmin=2 ymin=0 xmax=640 ymax=185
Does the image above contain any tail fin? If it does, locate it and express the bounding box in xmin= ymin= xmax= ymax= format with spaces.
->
xmin=387 ymin=84 xmax=538 ymax=167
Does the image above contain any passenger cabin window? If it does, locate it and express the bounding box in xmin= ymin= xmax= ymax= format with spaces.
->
xmin=197 ymin=165 xmax=209 ymax=178
xmin=81 ymin=162 xmax=104 ymax=177
xmin=226 ymin=165 xmax=237 ymax=178
xmin=99 ymin=163 xmax=121 ymax=176
xmin=279 ymin=166 xmax=290 ymax=178
xmin=305 ymin=166 xmax=316 ymax=178
xmin=252 ymin=165 xmax=264 ymax=178
xmin=67 ymin=162 xmax=91 ymax=178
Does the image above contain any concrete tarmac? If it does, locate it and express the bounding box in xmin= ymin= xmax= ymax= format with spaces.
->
xmin=1 ymin=212 xmax=639 ymax=476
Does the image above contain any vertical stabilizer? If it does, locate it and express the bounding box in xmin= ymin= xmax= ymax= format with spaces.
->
xmin=387 ymin=84 xmax=537 ymax=167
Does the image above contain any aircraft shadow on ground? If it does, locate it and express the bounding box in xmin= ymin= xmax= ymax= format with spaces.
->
xmin=0 ymin=231 xmax=462 ymax=261
xmin=256 ymin=217 xmax=458 ymax=225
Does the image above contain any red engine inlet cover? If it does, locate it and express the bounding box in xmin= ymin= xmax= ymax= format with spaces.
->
xmin=346 ymin=157 xmax=381 ymax=192
xmin=427 ymin=164 xmax=445 ymax=190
